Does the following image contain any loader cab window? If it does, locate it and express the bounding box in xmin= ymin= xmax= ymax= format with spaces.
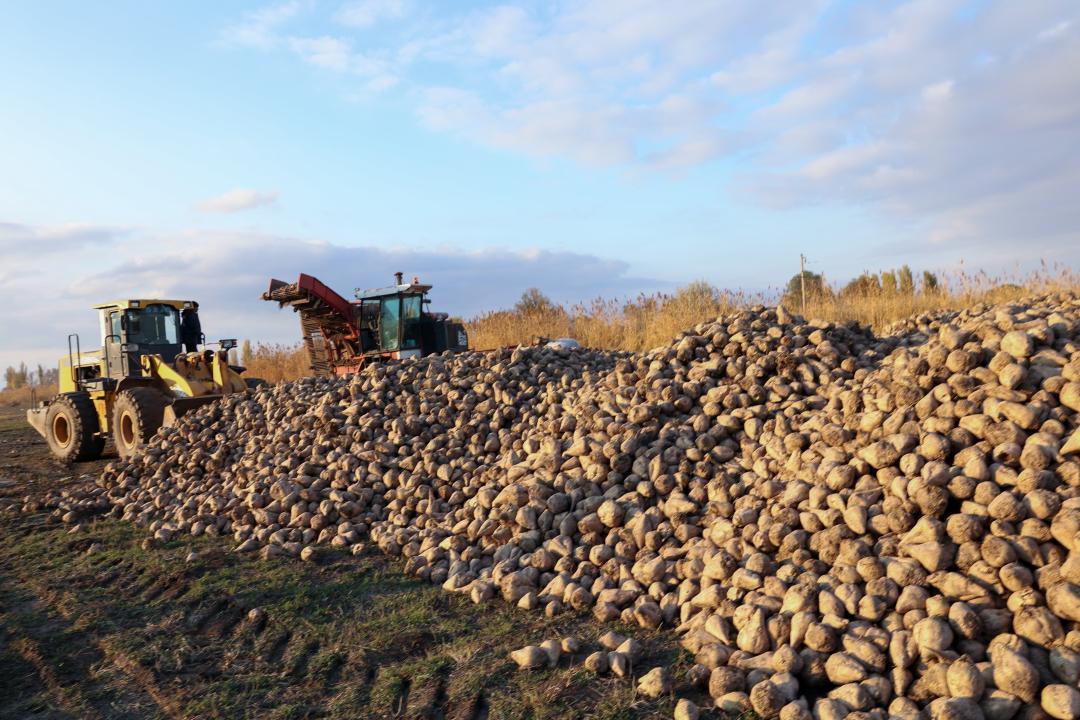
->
xmin=109 ymin=312 xmax=122 ymax=340
xmin=401 ymin=294 xmax=422 ymax=350
xmin=380 ymin=296 xmax=400 ymax=351
xmin=359 ymin=299 xmax=380 ymax=353
xmin=124 ymin=304 xmax=180 ymax=345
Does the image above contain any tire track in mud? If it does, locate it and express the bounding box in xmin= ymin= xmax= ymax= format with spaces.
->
xmin=403 ymin=668 xmax=449 ymax=720
xmin=444 ymin=691 xmax=489 ymax=720
xmin=8 ymin=552 xmax=184 ymax=720
xmin=7 ymin=634 xmax=107 ymax=720
xmin=1 ymin=490 xmax=525 ymax=720
xmin=0 ymin=579 xmax=167 ymax=720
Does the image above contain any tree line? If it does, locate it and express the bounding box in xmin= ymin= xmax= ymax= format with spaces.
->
xmin=783 ymin=265 xmax=941 ymax=306
xmin=3 ymin=363 xmax=58 ymax=390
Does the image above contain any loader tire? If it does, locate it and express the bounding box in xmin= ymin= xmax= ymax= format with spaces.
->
xmin=244 ymin=377 xmax=268 ymax=390
xmin=45 ymin=392 xmax=105 ymax=463
xmin=113 ymin=387 xmax=168 ymax=460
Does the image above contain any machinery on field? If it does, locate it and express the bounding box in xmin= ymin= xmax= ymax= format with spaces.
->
xmin=262 ymin=272 xmax=469 ymax=377
xmin=27 ymin=299 xmax=263 ymax=462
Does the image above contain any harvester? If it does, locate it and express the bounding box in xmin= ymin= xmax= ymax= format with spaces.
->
xmin=27 ymin=299 xmax=263 ymax=462
xmin=262 ymin=272 xmax=468 ymax=377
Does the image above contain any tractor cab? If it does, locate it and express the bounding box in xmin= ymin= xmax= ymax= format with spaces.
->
xmin=262 ymin=272 xmax=469 ymax=377
xmin=354 ymin=273 xmax=431 ymax=360
xmin=95 ymin=300 xmax=188 ymax=381
xmin=30 ymin=298 xmax=255 ymax=463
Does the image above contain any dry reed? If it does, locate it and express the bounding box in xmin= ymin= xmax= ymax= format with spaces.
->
xmin=241 ymin=343 xmax=310 ymax=384
xmin=5 ymin=265 xmax=1078 ymax=393
xmin=0 ymin=384 xmax=57 ymax=408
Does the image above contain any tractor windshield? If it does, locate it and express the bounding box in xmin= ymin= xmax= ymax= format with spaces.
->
xmin=126 ymin=304 xmax=180 ymax=345
xmin=401 ymin=294 xmax=422 ymax=350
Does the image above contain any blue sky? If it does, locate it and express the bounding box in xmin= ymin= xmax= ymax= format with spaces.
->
xmin=1 ymin=1 xmax=1078 ymax=372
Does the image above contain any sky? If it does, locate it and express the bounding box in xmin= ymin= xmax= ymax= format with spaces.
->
xmin=1 ymin=0 xmax=1079 ymax=376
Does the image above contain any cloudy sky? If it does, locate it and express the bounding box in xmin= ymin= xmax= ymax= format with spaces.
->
xmin=1 ymin=1 xmax=1078 ymax=375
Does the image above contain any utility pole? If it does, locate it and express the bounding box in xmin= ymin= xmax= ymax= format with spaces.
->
xmin=800 ymin=253 xmax=807 ymax=315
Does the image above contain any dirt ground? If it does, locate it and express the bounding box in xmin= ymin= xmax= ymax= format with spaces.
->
xmin=0 ymin=406 xmax=719 ymax=720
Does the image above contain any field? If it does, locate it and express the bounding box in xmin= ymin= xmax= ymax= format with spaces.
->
xmin=0 ymin=407 xmax=705 ymax=720
xmin=3 ymin=275 xmax=1080 ymax=720
xmin=233 ymin=265 xmax=1080 ymax=385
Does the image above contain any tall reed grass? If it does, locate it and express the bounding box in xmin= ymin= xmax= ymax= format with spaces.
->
xmin=3 ymin=265 xmax=1076 ymax=396
xmin=469 ymin=264 xmax=1080 ymax=351
xmin=0 ymin=384 xmax=57 ymax=408
xmin=241 ymin=343 xmax=311 ymax=384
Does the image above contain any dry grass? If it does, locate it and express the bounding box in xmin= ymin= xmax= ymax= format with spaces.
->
xmin=471 ymin=264 xmax=1080 ymax=351
xmin=799 ymin=264 xmax=1079 ymax=329
xmin=6 ymin=265 xmax=1077 ymax=390
xmin=241 ymin=342 xmax=310 ymax=384
xmin=0 ymin=385 xmax=56 ymax=408
xmin=149 ymin=265 xmax=1080 ymax=384
xmin=467 ymin=283 xmax=753 ymax=352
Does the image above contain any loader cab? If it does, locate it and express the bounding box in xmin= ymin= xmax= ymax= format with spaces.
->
xmin=355 ymin=277 xmax=429 ymax=358
xmin=96 ymin=300 xmax=188 ymax=379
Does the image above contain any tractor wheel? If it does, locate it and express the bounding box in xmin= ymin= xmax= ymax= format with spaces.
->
xmin=45 ymin=392 xmax=105 ymax=462
xmin=113 ymin=387 xmax=168 ymax=460
xmin=244 ymin=377 xmax=269 ymax=390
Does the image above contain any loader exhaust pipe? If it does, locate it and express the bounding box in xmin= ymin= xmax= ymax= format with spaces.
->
xmin=394 ymin=271 xmax=403 ymax=285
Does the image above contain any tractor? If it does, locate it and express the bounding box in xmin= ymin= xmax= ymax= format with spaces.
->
xmin=262 ymin=272 xmax=469 ymax=377
xmin=27 ymin=299 xmax=263 ymax=462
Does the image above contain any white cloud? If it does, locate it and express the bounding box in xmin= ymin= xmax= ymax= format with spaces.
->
xmin=0 ymin=222 xmax=128 ymax=285
xmin=285 ymin=35 xmax=397 ymax=89
xmin=223 ymin=0 xmax=306 ymax=49
xmin=289 ymin=36 xmax=352 ymax=70
xmin=224 ymin=0 xmax=1080 ymax=257
xmin=921 ymin=80 xmax=954 ymax=102
xmin=0 ymin=218 xmax=670 ymax=376
xmin=335 ymin=0 xmax=409 ymax=29
xmin=1038 ymin=19 xmax=1072 ymax=41
xmin=196 ymin=189 xmax=279 ymax=214
xmin=0 ymin=221 xmax=126 ymax=254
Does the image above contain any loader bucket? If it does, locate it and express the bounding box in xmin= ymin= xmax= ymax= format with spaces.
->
xmin=26 ymin=406 xmax=48 ymax=439
xmin=162 ymin=396 xmax=221 ymax=427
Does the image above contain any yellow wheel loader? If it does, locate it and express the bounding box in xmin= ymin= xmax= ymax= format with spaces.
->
xmin=27 ymin=299 xmax=265 ymax=462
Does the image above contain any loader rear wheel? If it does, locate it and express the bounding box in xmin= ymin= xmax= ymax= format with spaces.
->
xmin=113 ymin=388 xmax=168 ymax=460
xmin=45 ymin=393 xmax=105 ymax=462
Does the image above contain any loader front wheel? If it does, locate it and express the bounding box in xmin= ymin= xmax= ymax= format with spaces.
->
xmin=113 ymin=388 xmax=168 ymax=460
xmin=45 ymin=393 xmax=105 ymax=463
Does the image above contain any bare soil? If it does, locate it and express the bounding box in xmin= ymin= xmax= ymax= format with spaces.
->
xmin=0 ymin=406 xmax=717 ymax=720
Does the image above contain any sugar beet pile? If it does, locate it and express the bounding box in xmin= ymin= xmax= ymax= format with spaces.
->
xmin=59 ymin=295 xmax=1080 ymax=718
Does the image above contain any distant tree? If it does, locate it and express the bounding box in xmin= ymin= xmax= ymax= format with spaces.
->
xmin=782 ymin=271 xmax=827 ymax=308
xmin=241 ymin=339 xmax=253 ymax=366
xmin=672 ymin=280 xmax=720 ymax=305
xmin=841 ymin=273 xmax=883 ymax=299
xmin=986 ymin=283 xmax=1024 ymax=303
xmin=4 ymin=364 xmax=28 ymax=390
xmin=515 ymin=288 xmax=560 ymax=317
xmin=898 ymin=265 xmax=915 ymax=296
xmin=922 ymin=271 xmax=941 ymax=295
xmin=34 ymin=363 xmax=49 ymax=387
xmin=881 ymin=270 xmax=898 ymax=296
